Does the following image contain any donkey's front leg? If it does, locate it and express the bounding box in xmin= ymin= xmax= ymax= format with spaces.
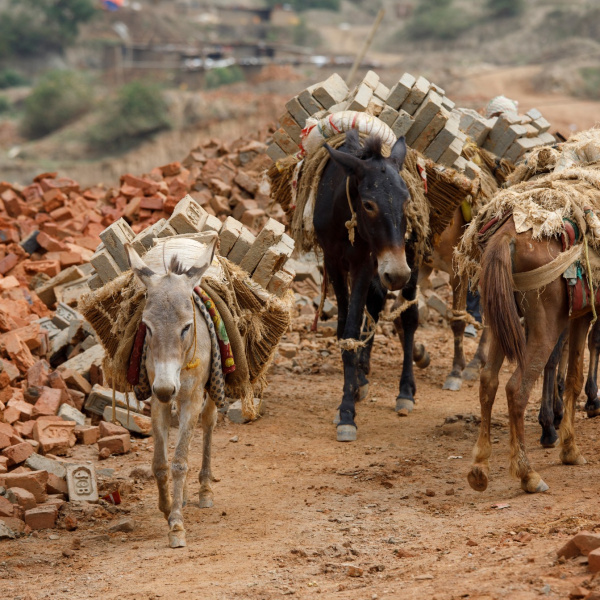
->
xmin=151 ymin=398 xmax=172 ymax=520
xmin=337 ymin=268 xmax=372 ymax=442
xmin=443 ymin=271 xmax=467 ymax=391
xmin=168 ymin=390 xmax=204 ymax=548
xmin=396 ymin=265 xmax=419 ymax=414
xmin=199 ymin=395 xmax=217 ymax=508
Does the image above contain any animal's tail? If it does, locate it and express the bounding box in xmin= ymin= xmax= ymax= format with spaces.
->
xmin=480 ymin=231 xmax=525 ymax=368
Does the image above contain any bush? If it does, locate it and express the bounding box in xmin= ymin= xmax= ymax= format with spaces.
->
xmin=405 ymin=0 xmax=475 ymax=41
xmin=21 ymin=70 xmax=92 ymax=139
xmin=579 ymin=67 xmax=600 ymax=100
xmin=205 ymin=66 xmax=245 ymax=89
xmin=266 ymin=0 xmax=339 ymax=10
xmin=0 ymin=97 xmax=10 ymax=113
xmin=487 ymin=0 xmax=524 ymax=19
xmin=88 ymin=81 xmax=170 ymax=152
xmin=0 ymin=69 xmax=29 ymax=89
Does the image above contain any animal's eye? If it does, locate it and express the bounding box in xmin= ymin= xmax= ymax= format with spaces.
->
xmin=181 ymin=323 xmax=192 ymax=338
xmin=363 ymin=201 xmax=377 ymax=213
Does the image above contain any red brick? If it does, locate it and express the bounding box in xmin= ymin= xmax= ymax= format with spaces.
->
xmin=161 ymin=162 xmax=181 ymax=177
xmin=49 ymin=206 xmax=74 ymax=221
xmin=98 ymin=433 xmax=131 ymax=456
xmin=10 ymin=487 xmax=36 ymax=510
xmin=32 ymin=387 xmax=63 ymax=417
xmin=61 ymin=368 xmax=92 ymax=395
xmin=58 ymin=251 xmax=82 ymax=268
xmin=2 ymin=442 xmax=34 ymax=466
xmin=8 ymin=399 xmax=33 ymax=421
xmin=589 ymin=547 xmax=600 ymax=573
xmin=14 ymin=420 xmax=35 ymax=439
xmin=0 ymin=422 xmax=14 ymax=437
xmin=24 ymin=505 xmax=57 ymax=529
xmin=3 ymin=405 xmax=20 ymax=424
xmin=2 ymin=332 xmax=35 ymax=373
xmin=0 ymin=516 xmax=25 ymax=533
xmin=0 ymin=253 xmax=18 ymax=275
xmin=99 ymin=420 xmax=128 ymax=438
xmin=139 ymin=195 xmax=165 ymax=211
xmin=46 ymin=472 xmax=68 ymax=496
xmin=27 ymin=360 xmax=50 ymax=388
xmin=74 ymin=425 xmax=99 ymax=445
xmin=23 ymin=260 xmax=61 ymax=277
xmin=0 ymin=432 xmax=11 ymax=450
xmin=572 ymin=531 xmax=600 ymax=555
xmin=0 ymin=495 xmax=14 ymax=517
xmin=36 ymin=231 xmax=67 ymax=252
xmin=33 ymin=416 xmax=76 ymax=455
xmin=2 ymin=470 xmax=48 ymax=503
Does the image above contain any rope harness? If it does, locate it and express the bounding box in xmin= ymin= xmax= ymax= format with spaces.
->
xmin=345 ymin=177 xmax=358 ymax=246
xmin=184 ymin=296 xmax=201 ymax=371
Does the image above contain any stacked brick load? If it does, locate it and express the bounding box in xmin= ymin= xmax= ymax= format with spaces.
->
xmin=268 ymin=71 xmax=555 ymax=176
xmin=90 ymin=194 xmax=295 ymax=298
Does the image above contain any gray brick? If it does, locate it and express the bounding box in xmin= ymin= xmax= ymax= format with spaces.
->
xmin=252 ymin=240 xmax=294 ymax=288
xmin=373 ymin=81 xmax=390 ymax=101
xmin=298 ymin=87 xmax=324 ymax=116
xmin=90 ymin=248 xmax=121 ymax=283
xmin=532 ymin=117 xmax=551 ymax=134
xmin=493 ymin=123 xmax=528 ymax=157
xmin=328 ymin=100 xmax=349 ymax=114
xmin=366 ymin=95 xmax=385 ymax=117
xmin=131 ymin=219 xmax=167 ymax=255
xmin=391 ymin=110 xmax=414 ymax=138
xmin=362 ymin=70 xmax=380 ymax=90
xmin=169 ymin=194 xmax=209 ymax=234
xmin=312 ymin=73 xmax=349 ymax=109
xmin=279 ymin=112 xmax=302 ymax=144
xmin=424 ymin=117 xmax=459 ymax=162
xmin=156 ymin=221 xmax=177 ymax=238
xmin=285 ymin=96 xmax=310 ymax=128
xmin=438 ymin=137 xmax=464 ymax=167
xmin=202 ymin=214 xmax=223 ymax=234
xmin=348 ymin=83 xmax=373 ymax=112
xmin=218 ymin=217 xmax=243 ymax=256
xmin=272 ymin=128 xmax=299 ymax=156
xmin=266 ymin=142 xmax=287 ymax=162
xmin=386 ymin=73 xmax=416 ymax=110
xmin=482 ymin=112 xmax=521 ymax=153
xmin=453 ymin=156 xmax=467 ymax=172
xmin=267 ymin=269 xmax=295 ymax=297
xmin=526 ymin=108 xmax=543 ymax=121
xmin=412 ymin=107 xmax=450 ymax=153
xmin=239 ymin=218 xmax=285 ymax=274
xmin=441 ymin=96 xmax=455 ymax=111
xmin=401 ymin=75 xmax=430 ymax=115
xmin=99 ymin=218 xmax=135 ymax=272
xmin=456 ymin=108 xmax=491 ymax=146
xmin=405 ymin=90 xmax=444 ymax=145
xmin=464 ymin=160 xmax=482 ymax=180
xmin=379 ymin=105 xmax=399 ymax=127
xmin=87 ymin=273 xmax=103 ymax=291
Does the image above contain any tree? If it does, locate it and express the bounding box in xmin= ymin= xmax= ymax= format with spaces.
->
xmin=487 ymin=0 xmax=524 ymax=18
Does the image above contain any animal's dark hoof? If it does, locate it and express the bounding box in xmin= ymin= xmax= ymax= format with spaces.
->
xmin=462 ymin=366 xmax=480 ymax=381
xmin=337 ymin=424 xmax=357 ymax=442
xmin=358 ymin=383 xmax=369 ymax=402
xmin=442 ymin=376 xmax=462 ymax=391
xmin=585 ymin=398 xmax=600 ymax=418
xmin=395 ymin=397 xmax=414 ymax=415
xmin=539 ymin=430 xmax=558 ymax=448
xmin=467 ymin=465 xmax=489 ymax=492
xmin=413 ymin=344 xmax=430 ymax=369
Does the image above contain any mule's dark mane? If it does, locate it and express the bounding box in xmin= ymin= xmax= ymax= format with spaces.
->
xmin=343 ymin=130 xmax=385 ymax=161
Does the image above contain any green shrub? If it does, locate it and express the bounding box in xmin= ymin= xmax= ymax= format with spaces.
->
xmin=21 ymin=70 xmax=92 ymax=139
xmin=487 ymin=0 xmax=524 ymax=19
xmin=579 ymin=67 xmax=600 ymax=100
xmin=266 ymin=0 xmax=339 ymax=10
xmin=405 ymin=0 xmax=475 ymax=41
xmin=88 ymin=81 xmax=170 ymax=152
xmin=0 ymin=97 xmax=10 ymax=113
xmin=205 ymin=66 xmax=245 ymax=89
xmin=0 ymin=69 xmax=29 ymax=89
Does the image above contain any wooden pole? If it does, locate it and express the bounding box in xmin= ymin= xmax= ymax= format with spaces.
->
xmin=346 ymin=8 xmax=385 ymax=87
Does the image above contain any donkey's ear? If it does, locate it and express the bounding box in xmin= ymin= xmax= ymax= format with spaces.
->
xmin=183 ymin=232 xmax=218 ymax=286
xmin=389 ymin=136 xmax=407 ymax=171
xmin=125 ymin=244 xmax=157 ymax=288
xmin=325 ymin=144 xmax=365 ymax=179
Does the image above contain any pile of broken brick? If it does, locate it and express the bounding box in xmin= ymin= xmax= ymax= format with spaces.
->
xmin=0 ymin=135 xmax=288 ymax=539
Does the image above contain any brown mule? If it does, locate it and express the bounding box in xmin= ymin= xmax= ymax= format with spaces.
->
xmin=468 ymin=219 xmax=589 ymax=494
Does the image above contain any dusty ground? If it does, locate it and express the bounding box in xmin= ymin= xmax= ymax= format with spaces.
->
xmin=1 ymin=320 xmax=599 ymax=600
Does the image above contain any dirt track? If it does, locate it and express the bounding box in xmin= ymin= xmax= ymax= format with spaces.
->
xmin=2 ymin=322 xmax=600 ymax=600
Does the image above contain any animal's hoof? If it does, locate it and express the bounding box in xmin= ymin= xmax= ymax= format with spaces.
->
xmin=413 ymin=345 xmax=430 ymax=369
xmin=337 ymin=424 xmax=357 ymax=442
xmin=467 ymin=465 xmax=488 ymax=492
xmin=358 ymin=383 xmax=369 ymax=402
xmin=561 ymin=451 xmax=587 ymax=466
xmin=521 ymin=476 xmax=549 ymax=494
xmin=462 ymin=367 xmax=480 ymax=381
xmin=395 ymin=397 xmax=414 ymax=415
xmin=168 ymin=530 xmax=186 ymax=548
xmin=442 ymin=376 xmax=462 ymax=392
xmin=199 ymin=496 xmax=214 ymax=509
xmin=333 ymin=410 xmax=340 ymax=425
xmin=586 ymin=400 xmax=600 ymax=418
xmin=539 ymin=430 xmax=559 ymax=448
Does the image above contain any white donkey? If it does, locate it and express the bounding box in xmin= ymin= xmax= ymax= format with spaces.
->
xmin=125 ymin=236 xmax=221 ymax=548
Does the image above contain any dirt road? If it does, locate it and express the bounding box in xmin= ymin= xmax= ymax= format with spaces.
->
xmin=2 ymin=323 xmax=600 ymax=600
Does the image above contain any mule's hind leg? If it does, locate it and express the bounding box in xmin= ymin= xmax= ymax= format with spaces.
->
xmin=560 ymin=316 xmax=591 ymax=466
xmin=463 ymin=326 xmax=489 ymax=381
xmin=468 ymin=337 xmax=504 ymax=492
xmin=199 ymin=395 xmax=217 ymax=508
xmin=168 ymin=390 xmax=204 ymax=548
xmin=584 ymin=319 xmax=600 ymax=418
xmin=151 ymin=398 xmax=172 ymax=520
xmin=443 ymin=272 xmax=468 ymax=391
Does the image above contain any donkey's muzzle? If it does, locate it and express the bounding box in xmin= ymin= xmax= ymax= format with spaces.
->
xmin=378 ymin=248 xmax=411 ymax=291
xmin=153 ymin=384 xmax=176 ymax=403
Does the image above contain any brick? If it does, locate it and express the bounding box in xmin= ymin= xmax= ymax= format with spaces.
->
xmin=98 ymin=433 xmax=131 ymax=456
xmin=285 ymin=96 xmax=311 ymax=128
xmin=590 ymin=547 xmax=600 ymax=573
xmin=84 ymin=384 xmax=136 ymax=416
xmin=10 ymin=487 xmax=36 ymax=510
xmin=24 ymin=453 xmax=66 ymax=478
xmin=33 ymin=416 xmax=76 ymax=455
xmin=169 ymin=194 xmax=209 ymax=234
xmin=58 ymin=403 xmax=85 ymax=426
xmin=526 ymin=108 xmax=543 ymax=121
xmin=2 ymin=407 xmax=19 ymax=424
xmin=239 ymin=218 xmax=286 ymax=274
xmin=0 ymin=495 xmax=14 ymax=517
xmin=438 ymin=137 xmax=465 ymax=167
xmin=36 ymin=265 xmax=85 ymax=307
xmin=412 ymin=107 xmax=450 ymax=153
xmin=311 ymin=73 xmax=349 ymax=109
xmin=366 ymin=95 xmax=384 ymax=116
xmin=453 ymin=156 xmax=468 ymax=172
xmin=464 ymin=160 xmax=482 ymax=180
xmin=91 ymin=247 xmax=121 ymax=284
xmin=386 ymin=73 xmax=416 ymax=109
xmin=2 ymin=332 xmax=35 ymax=373
xmin=66 ymin=464 xmax=98 ymax=503
xmin=401 ymin=76 xmax=430 ymax=115
xmin=46 ymin=472 xmax=68 ymax=496
xmin=28 ymin=360 xmax=50 ymax=388
xmin=57 ymin=343 xmax=104 ymax=378
xmin=99 ymin=218 xmax=135 ymax=272
xmin=60 ymin=368 xmax=92 ymax=394
xmin=406 ymin=90 xmax=444 ymax=145
xmin=3 ymin=470 xmax=48 ymax=503
xmin=272 ymin=129 xmax=299 ymax=156
xmin=8 ymin=400 xmax=33 ymax=421
xmin=102 ymin=406 xmax=152 ymax=436
xmin=266 ymin=143 xmax=287 ymax=162
xmin=2 ymin=442 xmax=34 ymax=466
xmin=297 ymin=87 xmax=323 ymax=116
xmin=0 ymin=432 xmax=11 ymax=450
xmin=362 ymin=70 xmax=380 ymax=90
xmin=424 ymin=117 xmax=460 ymax=162
xmin=348 ymin=83 xmax=373 ymax=112
xmin=202 ymin=214 xmax=222 ymax=234
xmin=33 ymin=387 xmax=63 ymax=417
xmin=378 ymin=105 xmax=399 ymax=128
xmin=483 ymin=112 xmax=521 ymax=152
xmin=441 ymin=96 xmax=455 ymax=111
xmin=74 ymin=425 xmax=99 ymax=445
xmin=99 ymin=419 xmax=128 ymax=438
xmin=373 ymin=81 xmax=390 ymax=101
xmin=218 ymin=217 xmax=243 ymax=256
xmin=0 ymin=253 xmax=18 ymax=275
xmin=24 ymin=505 xmax=57 ymax=529
xmin=266 ymin=269 xmax=295 ymax=297
xmin=240 ymin=208 xmax=266 ymax=231
xmin=226 ymin=227 xmax=255 ymax=264
xmin=24 ymin=259 xmax=61 ymax=277
xmin=279 ymin=112 xmax=302 ymax=144
xmin=252 ymin=240 xmax=295 ymax=288
xmin=391 ymin=110 xmax=414 ymax=138
xmin=14 ymin=420 xmax=35 ymax=439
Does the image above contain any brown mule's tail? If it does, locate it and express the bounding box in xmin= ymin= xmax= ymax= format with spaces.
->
xmin=480 ymin=231 xmax=525 ymax=368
